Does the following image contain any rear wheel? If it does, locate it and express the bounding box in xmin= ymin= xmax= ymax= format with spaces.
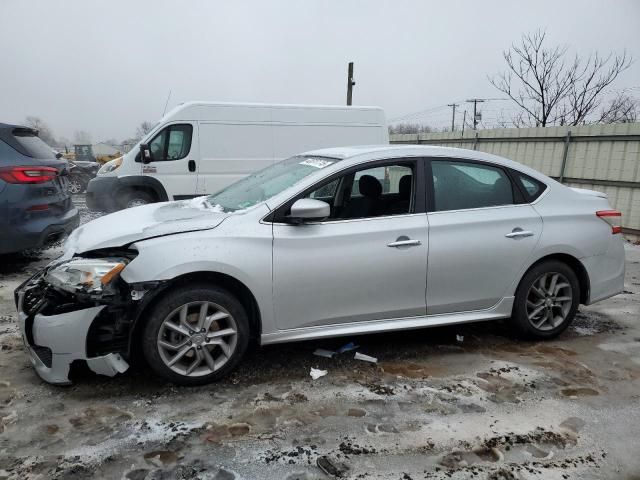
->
xmin=511 ymin=260 xmax=580 ymax=339
xmin=141 ymin=284 xmax=249 ymax=385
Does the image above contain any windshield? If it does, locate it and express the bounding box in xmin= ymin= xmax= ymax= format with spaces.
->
xmin=208 ymin=155 xmax=339 ymax=212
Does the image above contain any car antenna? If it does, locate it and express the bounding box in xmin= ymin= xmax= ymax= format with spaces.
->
xmin=162 ymin=89 xmax=172 ymax=117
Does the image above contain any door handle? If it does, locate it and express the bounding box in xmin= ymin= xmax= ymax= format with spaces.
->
xmin=188 ymin=160 xmax=196 ymax=172
xmin=505 ymin=228 xmax=534 ymax=239
xmin=387 ymin=239 xmax=422 ymax=248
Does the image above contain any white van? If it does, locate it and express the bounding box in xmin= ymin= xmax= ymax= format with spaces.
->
xmin=86 ymin=102 xmax=388 ymax=211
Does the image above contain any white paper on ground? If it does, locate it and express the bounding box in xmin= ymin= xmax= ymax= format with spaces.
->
xmin=354 ymin=352 xmax=378 ymax=363
xmin=310 ymin=367 xmax=328 ymax=380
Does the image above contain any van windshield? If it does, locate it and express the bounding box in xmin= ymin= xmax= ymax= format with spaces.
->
xmin=208 ymin=155 xmax=339 ymax=212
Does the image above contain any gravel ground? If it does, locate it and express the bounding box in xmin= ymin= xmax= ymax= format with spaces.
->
xmin=0 ymin=195 xmax=639 ymax=479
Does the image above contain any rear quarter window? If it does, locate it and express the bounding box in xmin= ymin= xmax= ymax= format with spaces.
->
xmin=511 ymin=170 xmax=547 ymax=202
xmin=12 ymin=129 xmax=56 ymax=159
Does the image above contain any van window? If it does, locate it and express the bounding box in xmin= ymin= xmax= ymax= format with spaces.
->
xmin=148 ymin=124 xmax=192 ymax=161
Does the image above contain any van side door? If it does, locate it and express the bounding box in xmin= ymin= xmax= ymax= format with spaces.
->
xmin=142 ymin=122 xmax=199 ymax=200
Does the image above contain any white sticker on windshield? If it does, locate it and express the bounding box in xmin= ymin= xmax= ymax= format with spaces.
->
xmin=299 ymin=158 xmax=333 ymax=169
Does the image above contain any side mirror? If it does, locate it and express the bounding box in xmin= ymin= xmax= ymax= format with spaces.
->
xmin=55 ymin=152 xmax=63 ymax=159
xmin=288 ymin=198 xmax=330 ymax=223
xmin=140 ymin=143 xmax=152 ymax=164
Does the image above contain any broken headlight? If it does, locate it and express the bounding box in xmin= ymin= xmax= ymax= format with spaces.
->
xmin=44 ymin=258 xmax=128 ymax=294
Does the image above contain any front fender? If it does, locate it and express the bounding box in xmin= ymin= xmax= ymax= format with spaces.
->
xmin=120 ymin=213 xmax=275 ymax=333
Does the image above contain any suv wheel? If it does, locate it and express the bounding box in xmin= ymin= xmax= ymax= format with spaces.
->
xmin=511 ymin=260 xmax=580 ymax=339
xmin=141 ymin=284 xmax=249 ymax=385
xmin=67 ymin=175 xmax=84 ymax=194
xmin=123 ymin=189 xmax=154 ymax=209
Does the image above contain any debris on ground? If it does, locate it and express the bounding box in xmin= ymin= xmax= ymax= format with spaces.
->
xmin=337 ymin=342 xmax=359 ymax=353
xmin=313 ymin=348 xmax=336 ymax=358
xmin=316 ymin=455 xmax=349 ymax=477
xmin=310 ymin=367 xmax=328 ymax=380
xmin=354 ymin=352 xmax=377 ymax=363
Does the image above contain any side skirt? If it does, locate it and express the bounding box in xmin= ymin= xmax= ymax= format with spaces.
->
xmin=260 ymin=297 xmax=515 ymax=345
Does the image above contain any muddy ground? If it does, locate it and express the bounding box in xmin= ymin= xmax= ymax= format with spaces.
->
xmin=0 ymin=195 xmax=639 ymax=480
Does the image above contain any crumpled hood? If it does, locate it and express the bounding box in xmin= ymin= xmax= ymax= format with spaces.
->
xmin=66 ymin=197 xmax=228 ymax=254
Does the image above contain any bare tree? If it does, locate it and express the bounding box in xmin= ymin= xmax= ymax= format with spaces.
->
xmin=136 ymin=121 xmax=155 ymax=139
xmin=74 ymin=130 xmax=92 ymax=144
xmin=24 ymin=116 xmax=57 ymax=146
xmin=598 ymin=92 xmax=638 ymax=124
xmin=489 ymin=29 xmax=631 ymax=127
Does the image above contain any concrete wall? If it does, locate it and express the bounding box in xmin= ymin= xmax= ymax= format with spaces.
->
xmin=390 ymin=122 xmax=640 ymax=235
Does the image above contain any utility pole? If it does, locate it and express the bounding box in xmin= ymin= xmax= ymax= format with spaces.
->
xmin=346 ymin=62 xmax=355 ymax=106
xmin=461 ymin=110 xmax=467 ymax=136
xmin=447 ymin=103 xmax=458 ymax=132
xmin=466 ymin=98 xmax=485 ymax=129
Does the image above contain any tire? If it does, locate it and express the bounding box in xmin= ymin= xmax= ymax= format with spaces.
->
xmin=141 ymin=284 xmax=250 ymax=386
xmin=122 ymin=189 xmax=155 ymax=209
xmin=511 ymin=260 xmax=580 ymax=339
xmin=67 ymin=175 xmax=85 ymax=194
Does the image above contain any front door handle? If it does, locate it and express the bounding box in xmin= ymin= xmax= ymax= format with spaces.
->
xmin=387 ymin=238 xmax=422 ymax=248
xmin=505 ymin=228 xmax=534 ymax=239
xmin=188 ymin=160 xmax=196 ymax=172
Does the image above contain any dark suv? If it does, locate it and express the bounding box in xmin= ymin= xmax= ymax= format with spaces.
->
xmin=0 ymin=123 xmax=79 ymax=254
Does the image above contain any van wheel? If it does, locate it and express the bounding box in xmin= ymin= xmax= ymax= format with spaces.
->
xmin=122 ymin=190 xmax=155 ymax=209
xmin=141 ymin=284 xmax=250 ymax=386
xmin=511 ymin=260 xmax=580 ymax=339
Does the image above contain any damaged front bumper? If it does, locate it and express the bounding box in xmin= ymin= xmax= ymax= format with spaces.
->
xmin=15 ymin=273 xmax=133 ymax=385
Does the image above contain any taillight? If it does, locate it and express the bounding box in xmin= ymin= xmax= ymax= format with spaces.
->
xmin=0 ymin=166 xmax=58 ymax=184
xmin=596 ymin=210 xmax=622 ymax=234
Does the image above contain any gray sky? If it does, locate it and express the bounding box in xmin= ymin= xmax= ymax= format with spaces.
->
xmin=1 ymin=0 xmax=639 ymax=142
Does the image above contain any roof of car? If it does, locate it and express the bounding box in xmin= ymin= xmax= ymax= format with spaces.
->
xmin=299 ymin=144 xmax=560 ymax=186
xmin=303 ymin=144 xmax=528 ymax=170
xmin=0 ymin=122 xmax=27 ymax=130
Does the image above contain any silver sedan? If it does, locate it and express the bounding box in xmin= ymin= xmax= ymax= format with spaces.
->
xmin=16 ymin=145 xmax=625 ymax=385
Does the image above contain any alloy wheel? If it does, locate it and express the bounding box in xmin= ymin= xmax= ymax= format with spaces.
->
xmin=526 ymin=272 xmax=573 ymax=331
xmin=157 ymin=301 xmax=238 ymax=377
xmin=68 ymin=178 xmax=83 ymax=194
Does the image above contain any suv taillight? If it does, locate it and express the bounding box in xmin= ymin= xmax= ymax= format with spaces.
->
xmin=596 ymin=210 xmax=622 ymax=234
xmin=0 ymin=166 xmax=58 ymax=184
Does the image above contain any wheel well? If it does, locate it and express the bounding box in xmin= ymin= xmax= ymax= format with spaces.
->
xmin=120 ymin=186 xmax=157 ymax=202
xmin=526 ymin=254 xmax=590 ymax=304
xmin=128 ymin=271 xmax=262 ymax=359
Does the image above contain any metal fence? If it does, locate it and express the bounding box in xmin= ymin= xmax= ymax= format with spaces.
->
xmin=390 ymin=122 xmax=640 ymax=236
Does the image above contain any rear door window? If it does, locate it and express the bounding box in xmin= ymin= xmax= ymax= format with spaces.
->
xmin=431 ymin=160 xmax=515 ymax=211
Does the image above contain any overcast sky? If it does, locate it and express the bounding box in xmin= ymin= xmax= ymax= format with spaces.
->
xmin=1 ymin=0 xmax=639 ymax=142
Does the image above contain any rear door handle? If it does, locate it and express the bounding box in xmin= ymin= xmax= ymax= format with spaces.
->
xmin=188 ymin=160 xmax=196 ymax=172
xmin=505 ymin=229 xmax=534 ymax=239
xmin=387 ymin=239 xmax=422 ymax=248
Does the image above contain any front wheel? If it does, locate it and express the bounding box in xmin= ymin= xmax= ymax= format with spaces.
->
xmin=122 ymin=189 xmax=155 ymax=209
xmin=511 ymin=260 xmax=580 ymax=339
xmin=67 ymin=175 xmax=85 ymax=194
xmin=141 ymin=284 xmax=250 ymax=385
